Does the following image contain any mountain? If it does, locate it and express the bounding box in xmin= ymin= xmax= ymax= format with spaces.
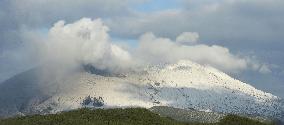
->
xmin=0 ymin=60 xmax=283 ymax=121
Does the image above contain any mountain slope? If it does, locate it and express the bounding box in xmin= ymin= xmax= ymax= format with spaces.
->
xmin=0 ymin=60 xmax=283 ymax=121
xmin=0 ymin=108 xmax=273 ymax=125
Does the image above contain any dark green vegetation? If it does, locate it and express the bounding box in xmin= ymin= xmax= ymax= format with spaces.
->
xmin=218 ymin=115 xmax=275 ymax=125
xmin=0 ymin=108 xmax=275 ymax=125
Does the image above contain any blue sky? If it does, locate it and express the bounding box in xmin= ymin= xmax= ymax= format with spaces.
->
xmin=134 ymin=0 xmax=180 ymax=12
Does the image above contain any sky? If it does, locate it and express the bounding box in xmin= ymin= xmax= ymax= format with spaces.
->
xmin=0 ymin=0 xmax=283 ymax=98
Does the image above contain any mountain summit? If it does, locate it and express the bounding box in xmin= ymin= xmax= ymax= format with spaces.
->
xmin=0 ymin=60 xmax=283 ymax=121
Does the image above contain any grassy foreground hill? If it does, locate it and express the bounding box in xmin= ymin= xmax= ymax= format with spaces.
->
xmin=0 ymin=108 xmax=275 ymax=125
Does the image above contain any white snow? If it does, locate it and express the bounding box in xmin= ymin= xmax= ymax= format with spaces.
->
xmin=33 ymin=60 xmax=283 ymax=120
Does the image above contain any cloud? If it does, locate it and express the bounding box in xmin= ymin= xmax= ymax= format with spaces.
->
xmin=8 ymin=0 xmax=143 ymax=27
xmin=136 ymin=32 xmax=247 ymax=73
xmin=29 ymin=18 xmax=251 ymax=75
xmin=39 ymin=18 xmax=133 ymax=73
xmin=0 ymin=0 xmax=145 ymax=81
xmin=176 ymin=32 xmax=199 ymax=44
xmin=0 ymin=0 xmax=283 ymax=94
xmin=243 ymin=56 xmax=274 ymax=74
xmin=102 ymin=0 xmax=284 ymax=79
xmin=259 ymin=64 xmax=272 ymax=74
xmin=106 ymin=0 xmax=284 ymax=46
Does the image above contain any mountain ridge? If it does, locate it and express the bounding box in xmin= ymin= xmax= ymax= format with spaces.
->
xmin=0 ymin=60 xmax=283 ymax=121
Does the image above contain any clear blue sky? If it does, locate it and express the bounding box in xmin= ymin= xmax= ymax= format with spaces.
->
xmin=134 ymin=0 xmax=180 ymax=12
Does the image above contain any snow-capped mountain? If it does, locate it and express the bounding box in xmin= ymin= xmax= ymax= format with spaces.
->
xmin=0 ymin=60 xmax=283 ymax=121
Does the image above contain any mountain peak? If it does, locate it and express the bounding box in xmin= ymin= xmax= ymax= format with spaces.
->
xmin=0 ymin=60 xmax=283 ymax=121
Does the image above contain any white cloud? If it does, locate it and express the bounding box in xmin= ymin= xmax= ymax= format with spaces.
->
xmin=176 ymin=32 xmax=199 ymax=44
xmin=0 ymin=0 xmax=281 ymax=98
xmin=136 ymin=32 xmax=247 ymax=73
xmin=259 ymin=64 xmax=272 ymax=74
xmin=41 ymin=18 xmax=133 ymax=72
xmin=33 ymin=18 xmax=251 ymax=74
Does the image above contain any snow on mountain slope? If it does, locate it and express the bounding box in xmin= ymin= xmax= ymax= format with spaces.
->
xmin=0 ymin=60 xmax=283 ymax=121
